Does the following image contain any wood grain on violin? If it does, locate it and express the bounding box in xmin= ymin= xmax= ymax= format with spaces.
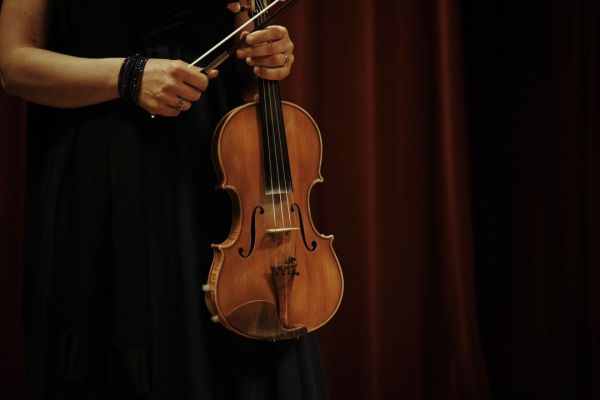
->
xmin=202 ymin=0 xmax=343 ymax=341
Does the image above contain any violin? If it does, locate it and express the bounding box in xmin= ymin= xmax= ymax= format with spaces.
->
xmin=201 ymin=0 xmax=343 ymax=341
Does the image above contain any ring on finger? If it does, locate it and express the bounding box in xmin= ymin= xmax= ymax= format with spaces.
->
xmin=282 ymin=54 xmax=290 ymax=67
xmin=175 ymin=96 xmax=186 ymax=110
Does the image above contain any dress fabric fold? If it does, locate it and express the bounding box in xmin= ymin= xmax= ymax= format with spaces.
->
xmin=23 ymin=1 xmax=328 ymax=398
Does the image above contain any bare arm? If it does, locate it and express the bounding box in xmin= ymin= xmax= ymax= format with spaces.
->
xmin=0 ymin=0 xmax=216 ymax=116
xmin=0 ymin=0 xmax=123 ymax=107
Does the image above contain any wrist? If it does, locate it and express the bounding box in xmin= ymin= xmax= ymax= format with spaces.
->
xmin=99 ymin=58 xmax=126 ymax=100
xmin=116 ymin=54 xmax=149 ymax=106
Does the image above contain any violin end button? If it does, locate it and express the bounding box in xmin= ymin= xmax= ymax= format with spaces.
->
xmin=211 ymin=315 xmax=220 ymax=324
xmin=202 ymin=284 xmax=211 ymax=292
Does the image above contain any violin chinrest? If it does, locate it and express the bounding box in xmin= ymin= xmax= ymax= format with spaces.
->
xmin=226 ymin=300 xmax=308 ymax=341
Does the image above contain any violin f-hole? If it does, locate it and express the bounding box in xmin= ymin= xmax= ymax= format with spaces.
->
xmin=238 ymin=206 xmax=264 ymax=258
xmin=291 ymin=204 xmax=317 ymax=252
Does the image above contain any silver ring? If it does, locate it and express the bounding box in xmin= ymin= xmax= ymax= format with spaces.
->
xmin=175 ymin=97 xmax=185 ymax=110
xmin=283 ymin=54 xmax=289 ymax=67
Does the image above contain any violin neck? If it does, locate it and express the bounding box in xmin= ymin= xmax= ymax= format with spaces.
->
xmin=257 ymin=78 xmax=293 ymax=195
xmin=254 ymin=0 xmax=293 ymax=195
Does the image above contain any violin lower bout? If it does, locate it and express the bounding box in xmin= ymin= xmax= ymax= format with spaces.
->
xmin=204 ymin=101 xmax=344 ymax=341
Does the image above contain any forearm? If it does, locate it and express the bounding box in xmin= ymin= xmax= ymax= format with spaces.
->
xmin=0 ymin=47 xmax=122 ymax=108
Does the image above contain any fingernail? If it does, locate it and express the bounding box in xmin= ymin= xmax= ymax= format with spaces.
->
xmin=246 ymin=57 xmax=253 ymax=66
xmin=253 ymin=66 xmax=259 ymax=74
xmin=236 ymin=49 xmax=245 ymax=58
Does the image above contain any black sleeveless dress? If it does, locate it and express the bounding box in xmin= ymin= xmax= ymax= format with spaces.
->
xmin=23 ymin=1 xmax=328 ymax=399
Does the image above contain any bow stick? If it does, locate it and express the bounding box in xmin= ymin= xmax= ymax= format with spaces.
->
xmin=188 ymin=0 xmax=299 ymax=73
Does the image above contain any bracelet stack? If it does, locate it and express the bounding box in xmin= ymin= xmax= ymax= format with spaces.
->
xmin=118 ymin=54 xmax=149 ymax=106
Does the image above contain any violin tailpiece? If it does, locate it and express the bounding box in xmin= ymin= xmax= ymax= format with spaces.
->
xmin=271 ymin=259 xmax=299 ymax=328
xmin=225 ymin=300 xmax=307 ymax=340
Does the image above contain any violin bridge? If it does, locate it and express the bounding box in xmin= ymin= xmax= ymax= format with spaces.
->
xmin=266 ymin=188 xmax=293 ymax=196
xmin=266 ymin=227 xmax=300 ymax=235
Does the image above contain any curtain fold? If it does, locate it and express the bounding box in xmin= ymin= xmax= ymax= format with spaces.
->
xmin=463 ymin=0 xmax=600 ymax=398
xmin=1 ymin=0 xmax=598 ymax=398
xmin=281 ymin=0 xmax=488 ymax=398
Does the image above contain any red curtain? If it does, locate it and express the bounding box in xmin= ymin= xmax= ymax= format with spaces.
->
xmin=1 ymin=0 xmax=598 ymax=399
xmin=462 ymin=0 xmax=600 ymax=397
xmin=279 ymin=1 xmax=488 ymax=398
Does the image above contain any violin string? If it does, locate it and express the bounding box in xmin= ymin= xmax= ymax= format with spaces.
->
xmin=258 ymin=0 xmax=287 ymax=262
xmin=258 ymin=1 xmax=297 ymax=261
xmin=266 ymin=80 xmax=286 ymax=263
xmin=255 ymin=5 xmax=279 ymax=267
xmin=262 ymin=80 xmax=278 ymax=265
xmin=266 ymin=80 xmax=288 ymax=263
xmin=268 ymin=80 xmax=297 ymax=257
xmin=273 ymin=80 xmax=295 ymax=230
xmin=256 ymin=0 xmax=285 ymax=265
xmin=188 ymin=0 xmax=281 ymax=68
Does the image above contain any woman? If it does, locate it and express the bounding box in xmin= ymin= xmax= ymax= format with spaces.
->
xmin=0 ymin=0 xmax=327 ymax=399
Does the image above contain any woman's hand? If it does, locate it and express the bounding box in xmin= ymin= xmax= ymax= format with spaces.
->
xmin=138 ymin=59 xmax=219 ymax=117
xmin=236 ymin=25 xmax=294 ymax=81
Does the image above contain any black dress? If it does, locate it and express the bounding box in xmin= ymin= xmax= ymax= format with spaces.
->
xmin=23 ymin=1 xmax=328 ymax=399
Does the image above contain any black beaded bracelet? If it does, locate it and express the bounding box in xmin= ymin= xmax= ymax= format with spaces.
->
xmin=118 ymin=55 xmax=136 ymax=102
xmin=118 ymin=54 xmax=149 ymax=106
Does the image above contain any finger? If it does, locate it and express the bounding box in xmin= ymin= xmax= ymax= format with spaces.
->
xmin=152 ymin=91 xmax=194 ymax=110
xmin=246 ymin=53 xmax=290 ymax=68
xmin=238 ymin=39 xmax=293 ymax=59
xmin=162 ymin=109 xmax=182 ymax=117
xmin=168 ymin=97 xmax=193 ymax=112
xmin=237 ymin=26 xmax=292 ymax=59
xmin=169 ymin=61 xmax=210 ymax=92
xmin=245 ymin=26 xmax=287 ymax=46
xmin=181 ymin=84 xmax=203 ymax=102
xmin=155 ymin=104 xmax=182 ymax=117
xmin=204 ymin=69 xmax=220 ymax=80
xmin=182 ymin=67 xmax=210 ymax=91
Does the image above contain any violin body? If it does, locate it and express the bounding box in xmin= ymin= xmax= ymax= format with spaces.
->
xmin=203 ymin=100 xmax=344 ymax=340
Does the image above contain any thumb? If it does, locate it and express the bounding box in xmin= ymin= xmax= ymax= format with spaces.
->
xmin=206 ymin=69 xmax=219 ymax=80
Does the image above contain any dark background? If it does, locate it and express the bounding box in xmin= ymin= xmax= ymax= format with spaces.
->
xmin=1 ymin=0 xmax=598 ymax=399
